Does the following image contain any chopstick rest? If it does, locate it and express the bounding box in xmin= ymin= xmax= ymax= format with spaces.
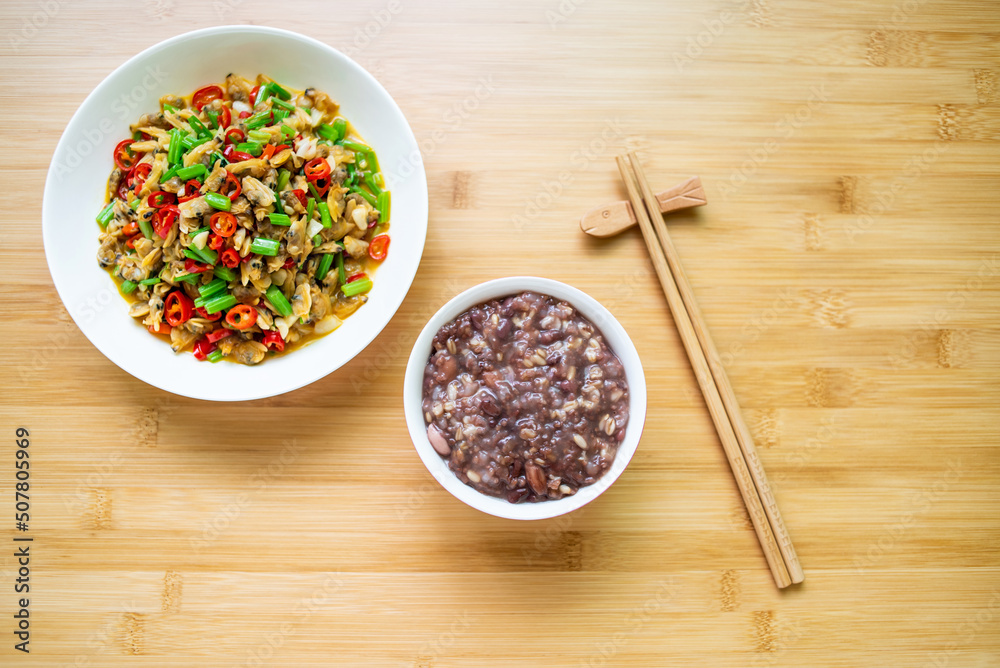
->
xmin=580 ymin=176 xmax=706 ymax=238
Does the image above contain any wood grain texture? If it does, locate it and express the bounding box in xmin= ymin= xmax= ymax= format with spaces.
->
xmin=1 ymin=0 xmax=998 ymax=665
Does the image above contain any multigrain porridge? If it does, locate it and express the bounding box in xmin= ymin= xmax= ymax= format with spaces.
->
xmin=421 ymin=291 xmax=629 ymax=503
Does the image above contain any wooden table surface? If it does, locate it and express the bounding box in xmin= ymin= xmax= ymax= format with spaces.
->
xmin=2 ymin=0 xmax=998 ymax=665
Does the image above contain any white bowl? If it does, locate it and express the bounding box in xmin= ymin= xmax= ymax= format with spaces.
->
xmin=42 ymin=26 xmax=428 ymax=401
xmin=403 ymin=277 xmax=647 ymax=521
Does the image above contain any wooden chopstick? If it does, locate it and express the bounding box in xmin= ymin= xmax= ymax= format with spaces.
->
xmin=626 ymin=151 xmax=804 ymax=585
xmin=615 ymin=154 xmax=793 ymax=589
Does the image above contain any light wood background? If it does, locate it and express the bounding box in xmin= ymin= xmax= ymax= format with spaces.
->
xmin=1 ymin=0 xmax=998 ymax=665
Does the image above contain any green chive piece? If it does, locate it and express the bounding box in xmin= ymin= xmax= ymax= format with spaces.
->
xmin=173 ymin=272 xmax=202 ymax=284
xmin=139 ymin=217 xmax=155 ymax=239
xmin=268 ymin=213 xmax=291 ymax=227
xmin=205 ymin=109 xmax=219 ymax=129
xmin=276 ymin=169 xmax=290 ymax=192
xmin=236 ymin=142 xmax=263 ymax=156
xmin=139 ymin=277 xmax=161 ymax=286
xmin=177 ymin=163 xmax=208 ymax=181
xmin=130 ymin=198 xmax=141 ymax=211
xmin=333 ymin=118 xmax=347 ymax=140
xmin=198 ymin=278 xmax=227 ymax=298
xmin=206 ymin=350 xmax=224 ymax=363
xmin=249 ymin=237 xmax=280 ymax=256
xmin=315 ymin=253 xmax=334 ymax=281
xmin=271 ymin=96 xmax=295 ymax=112
xmin=268 ymin=82 xmax=291 ymax=100
xmin=265 ymin=285 xmax=293 ymax=318
xmin=121 ymin=280 xmax=138 ymax=294
xmin=336 ymin=251 xmax=346 ymax=285
xmin=245 ymin=111 xmax=272 ymax=130
xmin=213 ymin=265 xmax=236 ymax=282
xmin=181 ymin=135 xmax=210 ymax=151
xmin=160 ymin=166 xmax=179 ymax=183
xmin=204 ymin=192 xmax=231 ymax=211
xmin=341 ymin=139 xmax=371 ymax=153
xmin=317 ymin=123 xmax=341 ymax=142
xmin=96 ymin=201 xmax=115 ymax=227
xmin=188 ymin=116 xmax=210 ymax=138
xmin=193 ymin=295 xmax=207 ymax=308
xmin=306 ymin=197 xmax=316 ymax=222
xmin=163 ymin=103 xmax=178 ymax=114
xmin=248 ymin=129 xmax=271 ymax=142
xmin=353 ymin=187 xmax=377 ymax=207
xmin=307 ymin=181 xmax=322 ymax=201
xmin=184 ymin=245 xmax=218 ymax=265
xmin=204 ymin=293 xmax=237 ymax=314
xmin=167 ymin=129 xmax=182 ymax=165
xmin=189 ymin=226 xmax=210 ymax=238
xmin=363 ymin=171 xmax=383 ymax=196
xmin=271 ymin=109 xmax=289 ymax=123
xmin=377 ymin=191 xmax=391 ymax=223
xmin=318 ymin=201 xmax=332 ymax=228
xmin=342 ymin=278 xmax=372 ymax=297
xmin=280 ymin=124 xmax=296 ymax=138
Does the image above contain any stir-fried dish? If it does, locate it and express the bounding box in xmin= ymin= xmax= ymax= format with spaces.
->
xmin=96 ymin=74 xmax=391 ymax=365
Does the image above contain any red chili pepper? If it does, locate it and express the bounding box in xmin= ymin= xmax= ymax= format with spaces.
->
xmin=164 ymin=291 xmax=194 ymax=326
xmin=122 ymin=221 xmax=139 ymax=237
xmin=250 ymin=85 xmax=260 ymax=104
xmin=238 ymin=110 xmax=251 ymax=119
xmin=146 ymin=191 xmax=176 ymax=209
xmin=192 ymin=85 xmax=224 ymax=111
xmin=231 ymin=150 xmax=254 ymax=162
xmin=347 ymin=272 xmax=367 ymax=283
xmin=208 ymin=233 xmax=225 ymax=251
xmin=192 ymin=337 xmax=217 ymax=361
xmin=113 ymin=139 xmax=136 ymax=171
xmin=217 ymin=105 xmax=231 ymax=129
xmin=184 ymin=258 xmax=211 ymax=274
xmin=117 ymin=178 xmax=130 ymax=201
xmin=226 ymin=304 xmax=258 ymax=330
xmin=368 ymin=234 xmax=390 ymax=261
xmin=304 ymin=157 xmax=331 ymax=182
xmin=194 ymin=306 xmax=222 ymax=322
xmin=312 ymin=175 xmax=330 ymax=198
xmin=220 ymin=248 xmax=241 ymax=268
xmin=178 ymin=179 xmax=203 ymax=203
xmin=224 ymin=127 xmax=245 ymax=144
xmin=261 ymin=330 xmax=285 ymax=352
xmin=206 ymin=328 xmax=232 ymax=343
xmin=148 ymin=322 xmax=172 ymax=336
xmin=210 ymin=211 xmax=237 ymax=237
xmin=128 ymin=162 xmax=152 ymax=190
xmin=282 ymin=257 xmax=296 ymax=269
xmin=261 ymin=144 xmax=277 ymax=161
xmin=220 ymin=172 xmax=242 ymax=201
xmin=125 ymin=235 xmax=140 ymax=249
xmin=290 ymin=189 xmax=307 ymax=208
xmin=153 ymin=205 xmax=179 ymax=238
xmin=272 ymin=144 xmax=290 ymax=153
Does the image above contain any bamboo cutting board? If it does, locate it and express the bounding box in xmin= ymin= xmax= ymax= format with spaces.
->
xmin=1 ymin=0 xmax=999 ymax=665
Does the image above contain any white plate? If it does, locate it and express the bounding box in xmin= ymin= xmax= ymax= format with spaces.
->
xmin=42 ymin=26 xmax=428 ymax=401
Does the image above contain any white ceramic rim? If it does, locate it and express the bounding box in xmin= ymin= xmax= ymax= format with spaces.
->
xmin=403 ymin=277 xmax=647 ymax=521
xmin=41 ymin=25 xmax=427 ymax=401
